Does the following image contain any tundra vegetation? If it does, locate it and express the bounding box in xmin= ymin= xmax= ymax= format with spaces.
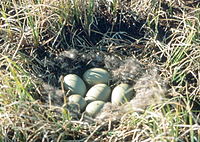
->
xmin=0 ymin=0 xmax=200 ymax=141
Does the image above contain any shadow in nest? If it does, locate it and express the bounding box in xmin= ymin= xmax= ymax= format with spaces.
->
xmin=22 ymin=11 xmax=151 ymax=87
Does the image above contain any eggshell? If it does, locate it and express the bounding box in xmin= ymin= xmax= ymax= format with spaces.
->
xmin=85 ymin=84 xmax=111 ymax=102
xmin=85 ymin=101 xmax=105 ymax=117
xmin=68 ymin=94 xmax=87 ymax=111
xmin=111 ymin=84 xmax=134 ymax=105
xmin=63 ymin=74 xmax=86 ymax=96
xmin=83 ymin=68 xmax=110 ymax=85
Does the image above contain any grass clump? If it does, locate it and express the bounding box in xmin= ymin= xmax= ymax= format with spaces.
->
xmin=0 ymin=0 xmax=200 ymax=141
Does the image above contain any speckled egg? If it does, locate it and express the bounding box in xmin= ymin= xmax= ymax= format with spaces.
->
xmin=111 ymin=83 xmax=134 ymax=105
xmin=83 ymin=68 xmax=110 ymax=85
xmin=68 ymin=94 xmax=87 ymax=111
xmin=85 ymin=101 xmax=105 ymax=117
xmin=63 ymin=74 xmax=86 ymax=96
xmin=85 ymin=84 xmax=111 ymax=103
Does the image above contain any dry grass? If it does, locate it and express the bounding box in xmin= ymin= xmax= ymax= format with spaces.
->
xmin=0 ymin=0 xmax=200 ymax=141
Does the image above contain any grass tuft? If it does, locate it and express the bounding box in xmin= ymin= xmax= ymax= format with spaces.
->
xmin=0 ymin=0 xmax=200 ymax=141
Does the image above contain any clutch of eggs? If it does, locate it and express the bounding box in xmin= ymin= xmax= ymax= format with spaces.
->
xmin=63 ymin=68 xmax=135 ymax=117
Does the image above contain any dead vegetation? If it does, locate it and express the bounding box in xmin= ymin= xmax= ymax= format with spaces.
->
xmin=0 ymin=0 xmax=200 ymax=141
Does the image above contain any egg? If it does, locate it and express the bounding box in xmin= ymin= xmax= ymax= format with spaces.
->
xmin=85 ymin=84 xmax=111 ymax=103
xmin=63 ymin=74 xmax=86 ymax=96
xmin=111 ymin=83 xmax=134 ymax=105
xmin=83 ymin=68 xmax=110 ymax=85
xmin=68 ymin=94 xmax=87 ymax=111
xmin=85 ymin=101 xmax=105 ymax=117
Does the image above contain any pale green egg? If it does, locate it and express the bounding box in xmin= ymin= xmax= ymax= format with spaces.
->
xmin=111 ymin=83 xmax=134 ymax=105
xmin=83 ymin=68 xmax=110 ymax=85
xmin=85 ymin=84 xmax=111 ymax=103
xmin=68 ymin=94 xmax=87 ymax=111
xmin=63 ymin=74 xmax=86 ymax=96
xmin=85 ymin=101 xmax=105 ymax=117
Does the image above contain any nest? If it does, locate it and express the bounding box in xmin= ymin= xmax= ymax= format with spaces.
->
xmin=40 ymin=48 xmax=167 ymax=122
